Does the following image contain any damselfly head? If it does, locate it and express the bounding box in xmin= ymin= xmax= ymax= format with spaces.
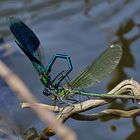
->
xmin=43 ymin=88 xmax=51 ymax=96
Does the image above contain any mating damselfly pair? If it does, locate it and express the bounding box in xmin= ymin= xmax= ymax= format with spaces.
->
xmin=7 ymin=17 xmax=134 ymax=104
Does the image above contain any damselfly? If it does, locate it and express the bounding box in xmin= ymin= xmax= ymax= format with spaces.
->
xmin=59 ymin=44 xmax=124 ymax=100
xmin=8 ymin=17 xmax=134 ymax=102
xmin=8 ymin=17 xmax=73 ymax=97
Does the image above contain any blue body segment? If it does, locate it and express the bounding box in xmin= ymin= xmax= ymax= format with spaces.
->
xmin=8 ymin=17 xmax=40 ymax=60
xmin=8 ymin=17 xmax=73 ymax=96
xmin=8 ymin=17 xmax=46 ymax=74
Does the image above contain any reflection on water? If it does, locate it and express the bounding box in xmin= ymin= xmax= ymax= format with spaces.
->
xmin=100 ymin=4 xmax=140 ymax=140
xmin=0 ymin=114 xmax=21 ymax=140
xmin=106 ymin=17 xmax=140 ymax=117
xmin=126 ymin=117 xmax=140 ymax=140
xmin=108 ymin=19 xmax=140 ymax=90
xmin=1 ymin=0 xmax=140 ymax=140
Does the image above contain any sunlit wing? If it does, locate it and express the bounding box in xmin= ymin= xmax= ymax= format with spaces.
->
xmin=8 ymin=17 xmax=46 ymax=74
xmin=68 ymin=44 xmax=122 ymax=89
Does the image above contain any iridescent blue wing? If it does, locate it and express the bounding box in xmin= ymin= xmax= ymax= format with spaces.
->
xmin=68 ymin=44 xmax=122 ymax=89
xmin=7 ymin=17 xmax=45 ymax=74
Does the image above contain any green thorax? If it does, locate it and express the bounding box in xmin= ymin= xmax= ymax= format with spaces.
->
xmin=40 ymin=73 xmax=50 ymax=87
xmin=59 ymin=86 xmax=71 ymax=98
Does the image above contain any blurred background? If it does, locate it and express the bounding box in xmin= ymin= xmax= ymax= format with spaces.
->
xmin=0 ymin=0 xmax=140 ymax=139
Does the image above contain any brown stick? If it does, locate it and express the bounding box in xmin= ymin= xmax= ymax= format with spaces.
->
xmin=71 ymin=108 xmax=140 ymax=121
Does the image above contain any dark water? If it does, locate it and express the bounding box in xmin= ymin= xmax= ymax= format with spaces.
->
xmin=1 ymin=0 xmax=140 ymax=140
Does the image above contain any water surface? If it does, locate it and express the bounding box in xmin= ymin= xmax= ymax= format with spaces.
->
xmin=0 ymin=0 xmax=140 ymax=140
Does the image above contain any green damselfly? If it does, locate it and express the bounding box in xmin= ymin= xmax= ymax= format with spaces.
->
xmin=8 ymin=17 xmax=135 ymax=103
xmin=60 ymin=45 xmax=138 ymax=102
xmin=59 ymin=44 xmax=124 ymax=100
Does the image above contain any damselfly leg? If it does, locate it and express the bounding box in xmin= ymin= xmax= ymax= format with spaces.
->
xmin=46 ymin=54 xmax=73 ymax=88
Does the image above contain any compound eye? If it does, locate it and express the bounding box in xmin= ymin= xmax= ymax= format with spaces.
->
xmin=43 ymin=90 xmax=46 ymax=95
xmin=43 ymin=88 xmax=51 ymax=96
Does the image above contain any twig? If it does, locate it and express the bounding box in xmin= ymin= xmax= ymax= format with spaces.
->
xmin=23 ymin=79 xmax=140 ymax=119
xmin=21 ymin=102 xmax=61 ymax=112
xmin=71 ymin=108 xmax=140 ymax=121
xmin=39 ymin=79 xmax=140 ymax=137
